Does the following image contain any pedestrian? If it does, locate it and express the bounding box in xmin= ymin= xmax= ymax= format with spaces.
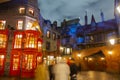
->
xmin=69 ymin=59 xmax=78 ymax=80
xmin=48 ymin=61 xmax=55 ymax=80
xmin=53 ymin=58 xmax=70 ymax=80
xmin=35 ymin=59 xmax=49 ymax=80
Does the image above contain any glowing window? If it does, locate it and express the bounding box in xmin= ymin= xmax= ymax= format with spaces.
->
xmin=29 ymin=8 xmax=34 ymax=15
xmin=0 ymin=34 xmax=7 ymax=48
xmin=0 ymin=55 xmax=4 ymax=69
xmin=24 ymin=55 xmax=33 ymax=70
xmin=13 ymin=57 xmax=19 ymax=70
xmin=17 ymin=20 xmax=23 ymax=30
xmin=19 ymin=7 xmax=25 ymax=14
xmin=47 ymin=30 xmax=50 ymax=38
xmin=0 ymin=20 xmax=6 ymax=30
xmin=14 ymin=34 xmax=23 ymax=48
xmin=53 ymin=33 xmax=56 ymax=40
xmin=26 ymin=22 xmax=32 ymax=30
xmin=38 ymin=41 xmax=42 ymax=51
xmin=25 ymin=34 xmax=37 ymax=48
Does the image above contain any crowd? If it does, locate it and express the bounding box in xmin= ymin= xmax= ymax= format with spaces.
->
xmin=35 ymin=57 xmax=80 ymax=80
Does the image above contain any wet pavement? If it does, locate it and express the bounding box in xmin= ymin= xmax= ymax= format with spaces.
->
xmin=0 ymin=71 xmax=120 ymax=80
xmin=77 ymin=71 xmax=120 ymax=80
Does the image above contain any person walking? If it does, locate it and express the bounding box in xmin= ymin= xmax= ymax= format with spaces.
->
xmin=69 ymin=59 xmax=78 ymax=80
xmin=53 ymin=58 xmax=70 ymax=80
xmin=35 ymin=60 xmax=49 ymax=80
xmin=48 ymin=61 xmax=55 ymax=80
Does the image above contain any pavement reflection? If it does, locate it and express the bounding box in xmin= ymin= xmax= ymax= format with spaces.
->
xmin=77 ymin=71 xmax=120 ymax=80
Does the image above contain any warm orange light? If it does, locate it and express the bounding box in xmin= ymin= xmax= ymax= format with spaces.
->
xmin=77 ymin=54 xmax=81 ymax=57
xmin=88 ymin=58 xmax=93 ymax=61
xmin=108 ymin=51 xmax=112 ymax=55
xmin=101 ymin=57 xmax=105 ymax=60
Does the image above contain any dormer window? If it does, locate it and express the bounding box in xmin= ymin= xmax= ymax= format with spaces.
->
xmin=19 ymin=7 xmax=25 ymax=14
xmin=29 ymin=8 xmax=34 ymax=15
xmin=0 ymin=20 xmax=6 ymax=30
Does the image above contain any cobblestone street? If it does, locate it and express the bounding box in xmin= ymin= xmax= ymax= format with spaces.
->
xmin=0 ymin=71 xmax=120 ymax=80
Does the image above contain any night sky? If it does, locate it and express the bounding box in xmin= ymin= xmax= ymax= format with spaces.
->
xmin=38 ymin=0 xmax=114 ymax=26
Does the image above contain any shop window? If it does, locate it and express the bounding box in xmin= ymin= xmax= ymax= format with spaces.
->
xmin=0 ymin=20 xmax=6 ymax=30
xmin=24 ymin=55 xmax=33 ymax=70
xmin=0 ymin=34 xmax=7 ymax=48
xmin=38 ymin=41 xmax=42 ymax=52
xmin=14 ymin=34 xmax=22 ymax=48
xmin=25 ymin=33 xmax=37 ymax=48
xmin=47 ymin=30 xmax=50 ymax=38
xmin=29 ymin=8 xmax=34 ymax=15
xmin=53 ymin=33 xmax=56 ymax=40
xmin=17 ymin=20 xmax=23 ymax=30
xmin=0 ymin=55 xmax=4 ymax=70
xmin=13 ymin=56 xmax=19 ymax=70
xmin=19 ymin=7 xmax=25 ymax=14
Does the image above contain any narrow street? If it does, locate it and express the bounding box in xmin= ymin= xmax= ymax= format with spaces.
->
xmin=0 ymin=71 xmax=120 ymax=80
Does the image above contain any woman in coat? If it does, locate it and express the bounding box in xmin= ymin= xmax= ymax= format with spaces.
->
xmin=53 ymin=59 xmax=70 ymax=80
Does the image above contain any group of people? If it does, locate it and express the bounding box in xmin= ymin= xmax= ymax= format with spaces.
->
xmin=35 ymin=58 xmax=80 ymax=80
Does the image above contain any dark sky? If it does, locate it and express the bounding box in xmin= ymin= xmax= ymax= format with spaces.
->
xmin=38 ymin=0 xmax=114 ymax=25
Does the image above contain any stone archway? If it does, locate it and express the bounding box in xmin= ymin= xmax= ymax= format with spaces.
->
xmin=84 ymin=50 xmax=107 ymax=71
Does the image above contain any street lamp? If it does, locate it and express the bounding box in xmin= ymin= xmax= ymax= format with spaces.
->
xmin=109 ymin=38 xmax=115 ymax=45
xmin=117 ymin=6 xmax=120 ymax=13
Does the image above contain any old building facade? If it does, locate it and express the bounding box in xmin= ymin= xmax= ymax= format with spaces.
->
xmin=0 ymin=0 xmax=43 ymax=77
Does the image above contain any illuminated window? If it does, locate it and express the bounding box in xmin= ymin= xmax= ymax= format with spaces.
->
xmin=19 ymin=7 xmax=25 ymax=14
xmin=53 ymin=33 xmax=56 ymax=40
xmin=0 ymin=20 xmax=6 ymax=30
xmin=25 ymin=33 xmax=37 ymax=48
xmin=38 ymin=41 xmax=42 ymax=52
xmin=17 ymin=20 xmax=23 ymax=30
xmin=24 ymin=55 xmax=33 ymax=70
xmin=47 ymin=30 xmax=50 ymax=38
xmin=14 ymin=34 xmax=23 ymax=48
xmin=0 ymin=34 xmax=7 ymax=48
xmin=13 ymin=56 xmax=19 ymax=70
xmin=0 ymin=55 xmax=4 ymax=69
xmin=26 ymin=22 xmax=36 ymax=30
xmin=29 ymin=8 xmax=34 ymax=15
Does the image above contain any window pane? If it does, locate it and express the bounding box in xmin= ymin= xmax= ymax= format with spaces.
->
xmin=17 ymin=20 xmax=23 ymax=30
xmin=23 ymin=55 xmax=33 ymax=70
xmin=0 ymin=34 xmax=7 ymax=48
xmin=29 ymin=8 xmax=34 ymax=15
xmin=0 ymin=55 xmax=4 ymax=70
xmin=19 ymin=7 xmax=25 ymax=14
xmin=13 ymin=57 xmax=19 ymax=70
xmin=14 ymin=34 xmax=22 ymax=48
xmin=0 ymin=20 xmax=6 ymax=30
xmin=25 ymin=34 xmax=37 ymax=48
xmin=47 ymin=31 xmax=50 ymax=38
